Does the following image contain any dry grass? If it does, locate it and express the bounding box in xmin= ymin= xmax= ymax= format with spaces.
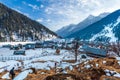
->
xmin=1 ymin=57 xmax=120 ymax=80
xmin=25 ymin=57 xmax=120 ymax=80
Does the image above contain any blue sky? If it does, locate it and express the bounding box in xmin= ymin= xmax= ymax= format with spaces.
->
xmin=0 ymin=0 xmax=120 ymax=31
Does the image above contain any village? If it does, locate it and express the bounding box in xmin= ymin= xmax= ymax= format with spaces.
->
xmin=0 ymin=0 xmax=120 ymax=80
xmin=0 ymin=39 xmax=120 ymax=80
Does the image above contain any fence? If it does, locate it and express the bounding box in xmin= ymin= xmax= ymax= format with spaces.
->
xmin=0 ymin=56 xmax=32 ymax=61
xmin=0 ymin=51 xmax=52 ymax=61
xmin=0 ymin=55 xmax=44 ymax=61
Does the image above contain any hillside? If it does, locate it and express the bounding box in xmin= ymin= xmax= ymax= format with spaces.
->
xmin=67 ymin=9 xmax=120 ymax=42
xmin=0 ymin=3 xmax=58 ymax=42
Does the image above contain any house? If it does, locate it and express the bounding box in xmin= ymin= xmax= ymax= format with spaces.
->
xmin=10 ymin=45 xmax=22 ymax=50
xmin=10 ymin=45 xmax=20 ymax=50
xmin=43 ymin=41 xmax=54 ymax=48
xmin=13 ymin=50 xmax=25 ymax=55
xmin=35 ymin=42 xmax=43 ymax=48
xmin=81 ymin=45 xmax=107 ymax=58
xmin=2 ymin=44 xmax=11 ymax=48
xmin=25 ymin=43 xmax=35 ymax=50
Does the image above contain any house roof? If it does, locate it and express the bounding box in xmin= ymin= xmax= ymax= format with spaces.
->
xmin=82 ymin=45 xmax=107 ymax=57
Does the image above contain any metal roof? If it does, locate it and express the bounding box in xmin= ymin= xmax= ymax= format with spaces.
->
xmin=82 ymin=45 xmax=107 ymax=57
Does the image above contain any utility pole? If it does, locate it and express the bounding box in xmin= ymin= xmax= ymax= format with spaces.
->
xmin=74 ymin=39 xmax=79 ymax=62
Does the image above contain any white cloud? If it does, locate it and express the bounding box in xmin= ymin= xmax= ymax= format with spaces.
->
xmin=21 ymin=0 xmax=120 ymax=31
xmin=37 ymin=18 xmax=43 ymax=22
xmin=42 ymin=0 xmax=120 ymax=31
xmin=46 ymin=19 xmax=51 ymax=22
xmin=28 ymin=4 xmax=40 ymax=10
xmin=22 ymin=1 xmax=40 ymax=10
xmin=45 ymin=7 xmax=54 ymax=14
xmin=40 ymin=4 xmax=44 ymax=8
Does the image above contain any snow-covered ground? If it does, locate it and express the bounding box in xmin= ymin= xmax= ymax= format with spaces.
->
xmin=0 ymin=47 xmax=91 ymax=80
xmin=0 ymin=45 xmax=120 ymax=80
xmin=0 ymin=48 xmax=14 ymax=56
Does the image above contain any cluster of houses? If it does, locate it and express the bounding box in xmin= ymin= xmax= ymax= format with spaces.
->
xmin=1 ymin=41 xmax=75 ymax=50
xmin=1 ymin=39 xmax=120 ymax=58
xmin=1 ymin=40 xmax=74 ymax=55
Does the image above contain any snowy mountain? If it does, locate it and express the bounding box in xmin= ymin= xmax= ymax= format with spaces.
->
xmin=0 ymin=3 xmax=58 ymax=42
xmin=56 ymin=24 xmax=76 ymax=37
xmin=67 ymin=9 xmax=120 ymax=42
xmin=56 ymin=13 xmax=109 ymax=38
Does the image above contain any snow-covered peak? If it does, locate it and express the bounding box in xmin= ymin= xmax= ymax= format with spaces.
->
xmin=56 ymin=12 xmax=109 ymax=38
xmin=87 ymin=15 xmax=95 ymax=20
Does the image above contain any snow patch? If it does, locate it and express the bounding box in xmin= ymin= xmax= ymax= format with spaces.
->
xmin=85 ymin=65 xmax=91 ymax=69
xmin=114 ymin=73 xmax=120 ymax=78
xmin=2 ymin=72 xmax=10 ymax=79
xmin=14 ymin=70 xmax=32 ymax=80
xmin=103 ymin=61 xmax=106 ymax=64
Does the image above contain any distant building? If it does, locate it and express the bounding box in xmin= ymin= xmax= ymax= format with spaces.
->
xmin=25 ymin=43 xmax=35 ymax=50
xmin=43 ymin=41 xmax=54 ymax=48
xmin=35 ymin=42 xmax=43 ymax=48
xmin=10 ymin=45 xmax=21 ymax=50
xmin=2 ymin=44 xmax=11 ymax=48
xmin=13 ymin=50 xmax=25 ymax=55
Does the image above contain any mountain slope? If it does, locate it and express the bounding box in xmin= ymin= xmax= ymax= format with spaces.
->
xmin=0 ymin=3 xmax=58 ymax=42
xmin=56 ymin=13 xmax=109 ymax=38
xmin=67 ymin=9 xmax=120 ymax=42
